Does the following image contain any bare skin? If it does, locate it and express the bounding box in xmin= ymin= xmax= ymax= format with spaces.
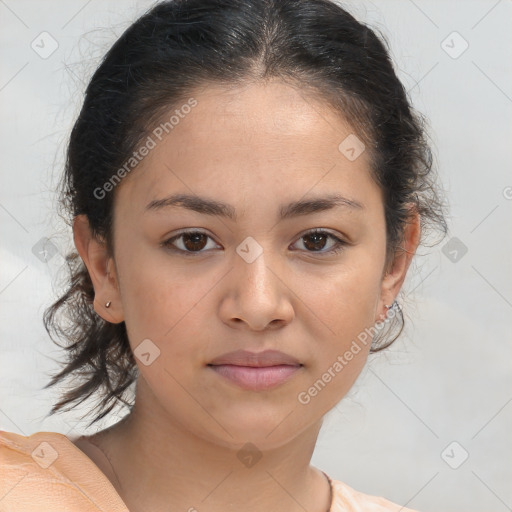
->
xmin=72 ymin=79 xmax=420 ymax=512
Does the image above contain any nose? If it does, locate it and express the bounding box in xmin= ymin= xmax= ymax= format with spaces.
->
xmin=218 ymin=246 xmax=295 ymax=331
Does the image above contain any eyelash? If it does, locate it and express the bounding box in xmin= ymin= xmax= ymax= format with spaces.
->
xmin=161 ymin=229 xmax=348 ymax=257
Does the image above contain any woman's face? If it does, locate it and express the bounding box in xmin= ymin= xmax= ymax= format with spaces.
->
xmin=99 ymin=80 xmax=405 ymax=449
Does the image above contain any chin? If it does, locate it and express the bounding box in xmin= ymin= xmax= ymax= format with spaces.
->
xmin=200 ymin=405 xmax=315 ymax=450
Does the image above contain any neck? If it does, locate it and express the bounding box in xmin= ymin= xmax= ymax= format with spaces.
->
xmin=85 ymin=378 xmax=332 ymax=512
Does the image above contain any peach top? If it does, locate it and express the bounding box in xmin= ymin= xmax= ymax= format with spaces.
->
xmin=0 ymin=430 xmax=419 ymax=511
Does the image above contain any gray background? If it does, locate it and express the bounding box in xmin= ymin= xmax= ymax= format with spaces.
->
xmin=1 ymin=1 xmax=511 ymax=511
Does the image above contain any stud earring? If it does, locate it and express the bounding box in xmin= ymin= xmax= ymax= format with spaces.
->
xmin=385 ymin=300 xmax=400 ymax=310
xmin=105 ymin=301 xmax=112 ymax=308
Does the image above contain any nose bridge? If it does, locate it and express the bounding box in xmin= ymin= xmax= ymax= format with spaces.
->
xmin=234 ymin=235 xmax=277 ymax=298
xmin=228 ymin=234 xmax=293 ymax=323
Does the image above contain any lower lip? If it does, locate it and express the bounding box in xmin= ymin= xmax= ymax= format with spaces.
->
xmin=208 ymin=364 xmax=302 ymax=391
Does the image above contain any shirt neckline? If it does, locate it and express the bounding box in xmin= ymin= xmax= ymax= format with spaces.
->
xmin=48 ymin=431 xmax=337 ymax=512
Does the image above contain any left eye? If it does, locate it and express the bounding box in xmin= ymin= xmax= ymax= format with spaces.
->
xmin=294 ymin=229 xmax=347 ymax=255
xmin=162 ymin=229 xmax=347 ymax=256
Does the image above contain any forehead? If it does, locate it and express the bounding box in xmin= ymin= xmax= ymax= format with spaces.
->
xmin=172 ymin=79 xmax=356 ymax=146
xmin=114 ymin=79 xmax=380 ymax=217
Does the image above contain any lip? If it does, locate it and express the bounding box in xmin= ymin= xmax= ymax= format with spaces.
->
xmin=207 ymin=349 xmax=303 ymax=391
xmin=208 ymin=349 xmax=301 ymax=367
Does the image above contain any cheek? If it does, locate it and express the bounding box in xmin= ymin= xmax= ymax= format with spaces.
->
xmin=302 ymin=256 xmax=383 ymax=333
xmin=115 ymin=244 xmax=223 ymax=358
xmin=114 ymin=243 xmax=175 ymax=331
xmin=297 ymin=252 xmax=383 ymax=388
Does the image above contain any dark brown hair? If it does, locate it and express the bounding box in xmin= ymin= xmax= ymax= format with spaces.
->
xmin=43 ymin=0 xmax=447 ymax=427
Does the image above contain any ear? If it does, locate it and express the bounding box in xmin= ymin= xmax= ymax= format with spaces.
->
xmin=376 ymin=206 xmax=421 ymax=322
xmin=73 ymin=215 xmax=124 ymax=324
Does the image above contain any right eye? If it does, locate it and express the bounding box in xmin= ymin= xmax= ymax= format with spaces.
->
xmin=161 ymin=230 xmax=220 ymax=256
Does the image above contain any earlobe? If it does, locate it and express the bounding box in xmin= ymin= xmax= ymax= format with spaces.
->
xmin=72 ymin=215 xmax=124 ymax=324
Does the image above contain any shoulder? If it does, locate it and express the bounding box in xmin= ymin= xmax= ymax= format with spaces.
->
xmin=0 ymin=430 xmax=128 ymax=512
xmin=330 ymin=477 xmax=420 ymax=512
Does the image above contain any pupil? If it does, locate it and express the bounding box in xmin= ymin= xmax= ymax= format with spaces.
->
xmin=305 ymin=233 xmax=326 ymax=251
xmin=184 ymin=233 xmax=206 ymax=251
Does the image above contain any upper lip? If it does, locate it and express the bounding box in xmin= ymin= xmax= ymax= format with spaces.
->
xmin=208 ymin=349 xmax=302 ymax=367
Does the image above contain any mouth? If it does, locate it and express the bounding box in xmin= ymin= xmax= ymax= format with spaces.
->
xmin=207 ymin=364 xmax=302 ymax=391
xmin=207 ymin=349 xmax=303 ymax=391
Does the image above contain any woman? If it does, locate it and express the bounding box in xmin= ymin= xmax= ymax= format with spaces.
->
xmin=0 ymin=0 xmax=446 ymax=510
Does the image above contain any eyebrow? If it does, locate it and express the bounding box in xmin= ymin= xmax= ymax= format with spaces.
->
xmin=144 ymin=193 xmax=364 ymax=221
